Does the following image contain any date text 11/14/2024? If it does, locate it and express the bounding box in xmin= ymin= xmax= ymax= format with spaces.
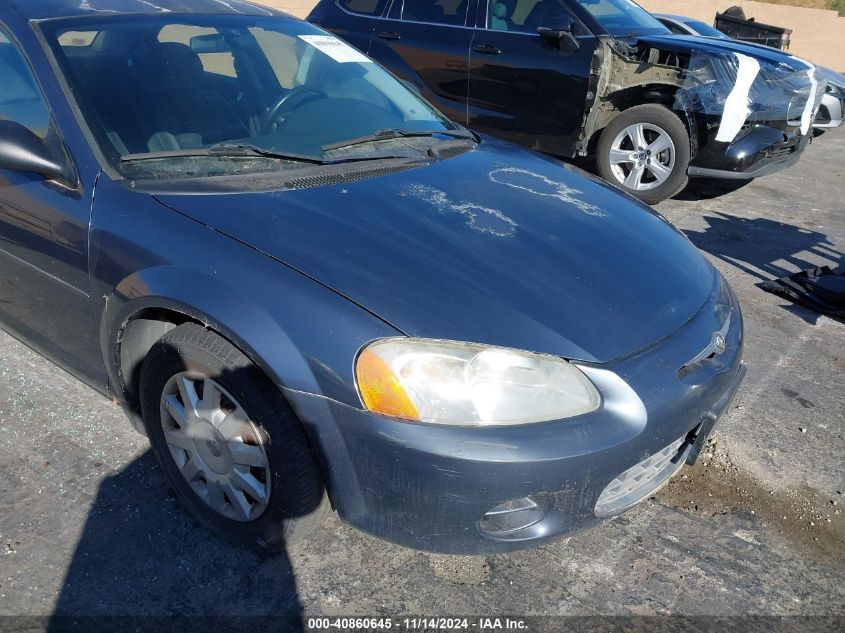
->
xmin=306 ymin=617 xmax=529 ymax=631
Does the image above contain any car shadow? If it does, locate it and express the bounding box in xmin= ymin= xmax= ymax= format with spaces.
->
xmin=674 ymin=178 xmax=754 ymax=201
xmin=778 ymin=302 xmax=845 ymax=326
xmin=46 ymin=347 xmax=319 ymax=632
xmin=682 ymin=211 xmax=843 ymax=282
xmin=46 ymin=451 xmax=306 ymax=632
xmin=683 ymin=211 xmax=844 ymax=321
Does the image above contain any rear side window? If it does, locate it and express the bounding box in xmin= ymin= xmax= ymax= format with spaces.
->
xmin=338 ymin=0 xmax=389 ymax=15
xmin=396 ymin=0 xmax=470 ymax=26
xmin=0 ymin=27 xmax=52 ymax=138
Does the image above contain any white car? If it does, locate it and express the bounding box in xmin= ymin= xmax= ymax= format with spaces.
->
xmin=814 ymin=79 xmax=844 ymax=130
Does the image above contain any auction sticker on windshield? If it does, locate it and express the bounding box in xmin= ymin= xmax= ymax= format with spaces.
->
xmin=299 ymin=35 xmax=371 ymax=63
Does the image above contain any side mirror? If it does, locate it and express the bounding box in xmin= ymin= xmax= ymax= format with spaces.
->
xmin=0 ymin=120 xmax=71 ymax=183
xmin=537 ymin=15 xmax=581 ymax=52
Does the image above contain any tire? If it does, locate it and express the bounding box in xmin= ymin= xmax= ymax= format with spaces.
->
xmin=596 ymin=104 xmax=691 ymax=205
xmin=139 ymin=323 xmax=328 ymax=552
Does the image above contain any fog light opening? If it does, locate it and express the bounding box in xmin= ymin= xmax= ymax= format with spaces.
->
xmin=479 ymin=495 xmax=551 ymax=538
xmin=594 ymin=435 xmax=688 ymax=518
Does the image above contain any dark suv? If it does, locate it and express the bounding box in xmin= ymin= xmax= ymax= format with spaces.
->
xmin=308 ymin=0 xmax=826 ymax=203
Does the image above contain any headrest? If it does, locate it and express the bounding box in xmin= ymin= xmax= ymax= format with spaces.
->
xmin=150 ymin=42 xmax=204 ymax=84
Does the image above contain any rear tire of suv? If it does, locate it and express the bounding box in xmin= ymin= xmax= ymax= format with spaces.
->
xmin=597 ymin=105 xmax=691 ymax=205
xmin=139 ymin=323 xmax=329 ymax=552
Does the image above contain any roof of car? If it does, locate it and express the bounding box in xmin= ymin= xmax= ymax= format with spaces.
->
xmin=5 ymin=0 xmax=286 ymax=20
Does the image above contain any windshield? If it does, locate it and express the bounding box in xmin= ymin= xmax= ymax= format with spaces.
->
xmin=41 ymin=16 xmax=458 ymax=177
xmin=576 ymin=0 xmax=669 ymax=37
xmin=684 ymin=19 xmax=730 ymax=39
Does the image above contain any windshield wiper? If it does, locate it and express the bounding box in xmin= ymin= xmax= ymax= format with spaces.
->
xmin=121 ymin=143 xmax=325 ymax=164
xmin=322 ymin=127 xmax=476 ymax=152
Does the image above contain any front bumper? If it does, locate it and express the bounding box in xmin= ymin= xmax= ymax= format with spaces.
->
xmin=285 ymin=276 xmax=745 ymax=554
xmin=688 ymin=122 xmax=811 ymax=180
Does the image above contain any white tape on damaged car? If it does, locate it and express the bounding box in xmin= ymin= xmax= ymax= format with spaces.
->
xmin=716 ymin=53 xmax=760 ymax=143
xmin=298 ymin=35 xmax=371 ymax=64
xmin=800 ymin=66 xmax=819 ymax=136
xmin=777 ymin=53 xmax=819 ymax=136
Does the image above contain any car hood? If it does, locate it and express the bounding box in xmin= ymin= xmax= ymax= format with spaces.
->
xmin=636 ymin=34 xmax=812 ymax=70
xmin=154 ymin=139 xmax=714 ymax=364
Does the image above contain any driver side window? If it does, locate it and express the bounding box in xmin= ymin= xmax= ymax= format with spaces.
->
xmin=0 ymin=28 xmax=52 ymax=139
xmin=486 ymin=0 xmax=584 ymax=35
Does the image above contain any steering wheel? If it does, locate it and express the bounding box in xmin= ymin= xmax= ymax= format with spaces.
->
xmin=261 ymin=87 xmax=327 ymax=135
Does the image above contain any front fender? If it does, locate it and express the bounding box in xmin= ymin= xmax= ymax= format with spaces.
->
xmin=90 ymin=175 xmax=401 ymax=410
xmin=89 ymin=176 xmax=401 ymax=505
xmin=101 ymin=267 xmax=320 ymax=399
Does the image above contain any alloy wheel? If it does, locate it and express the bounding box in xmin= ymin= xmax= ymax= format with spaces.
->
xmin=159 ymin=371 xmax=271 ymax=522
xmin=608 ymin=123 xmax=676 ymax=191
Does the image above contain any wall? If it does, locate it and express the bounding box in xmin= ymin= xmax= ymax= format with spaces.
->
xmin=638 ymin=1 xmax=845 ymax=70
xmin=256 ymin=0 xmax=845 ymax=70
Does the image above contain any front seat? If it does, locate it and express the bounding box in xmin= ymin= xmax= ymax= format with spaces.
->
xmin=140 ymin=42 xmax=249 ymax=150
xmin=489 ymin=0 xmax=516 ymax=31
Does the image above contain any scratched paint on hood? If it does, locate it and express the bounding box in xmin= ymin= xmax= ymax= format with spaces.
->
xmin=404 ymin=184 xmax=518 ymax=238
xmin=488 ymin=167 xmax=606 ymax=217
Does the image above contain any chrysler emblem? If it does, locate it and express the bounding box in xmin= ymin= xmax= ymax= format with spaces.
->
xmin=713 ymin=333 xmax=726 ymax=355
xmin=206 ymin=439 xmax=223 ymax=458
xmin=684 ymin=316 xmax=731 ymax=368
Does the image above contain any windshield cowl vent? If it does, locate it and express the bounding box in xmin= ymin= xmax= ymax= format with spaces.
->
xmin=283 ymin=161 xmax=427 ymax=190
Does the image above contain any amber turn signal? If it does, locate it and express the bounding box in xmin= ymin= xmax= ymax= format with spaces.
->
xmin=355 ymin=346 xmax=420 ymax=420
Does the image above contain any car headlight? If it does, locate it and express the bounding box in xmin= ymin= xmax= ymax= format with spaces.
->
xmin=355 ymin=338 xmax=600 ymax=425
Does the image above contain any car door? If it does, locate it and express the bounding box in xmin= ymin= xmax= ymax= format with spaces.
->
xmin=367 ymin=0 xmax=476 ymax=124
xmin=467 ymin=0 xmax=597 ymax=156
xmin=0 ymin=23 xmax=105 ymax=386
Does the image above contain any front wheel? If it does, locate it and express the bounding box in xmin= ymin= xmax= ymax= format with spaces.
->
xmin=139 ymin=323 xmax=329 ymax=552
xmin=596 ymin=104 xmax=691 ymax=205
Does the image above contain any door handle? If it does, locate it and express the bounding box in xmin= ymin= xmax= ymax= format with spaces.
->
xmin=377 ymin=31 xmax=401 ymax=41
xmin=472 ymin=43 xmax=501 ymax=55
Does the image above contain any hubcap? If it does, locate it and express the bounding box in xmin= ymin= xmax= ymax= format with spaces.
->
xmin=159 ymin=372 xmax=271 ymax=522
xmin=608 ymin=123 xmax=676 ymax=191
